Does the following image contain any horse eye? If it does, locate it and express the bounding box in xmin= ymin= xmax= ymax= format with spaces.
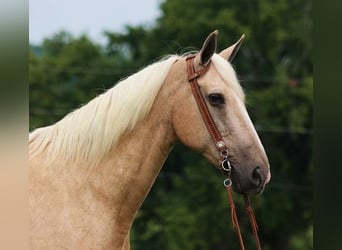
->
xmin=208 ymin=93 xmax=225 ymax=106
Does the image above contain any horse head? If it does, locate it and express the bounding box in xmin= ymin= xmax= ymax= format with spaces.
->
xmin=171 ymin=31 xmax=271 ymax=195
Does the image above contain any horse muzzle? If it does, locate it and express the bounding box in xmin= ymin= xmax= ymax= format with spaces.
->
xmin=231 ymin=165 xmax=270 ymax=195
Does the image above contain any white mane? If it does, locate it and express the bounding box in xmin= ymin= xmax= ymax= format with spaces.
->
xmin=29 ymin=55 xmax=180 ymax=166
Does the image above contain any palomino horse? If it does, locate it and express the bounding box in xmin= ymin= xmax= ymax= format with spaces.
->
xmin=29 ymin=30 xmax=270 ymax=249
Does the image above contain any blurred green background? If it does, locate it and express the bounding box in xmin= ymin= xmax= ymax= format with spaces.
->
xmin=29 ymin=0 xmax=312 ymax=249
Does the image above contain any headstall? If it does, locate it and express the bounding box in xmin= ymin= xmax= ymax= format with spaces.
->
xmin=186 ymin=54 xmax=262 ymax=250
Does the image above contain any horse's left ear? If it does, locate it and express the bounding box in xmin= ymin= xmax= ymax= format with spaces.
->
xmin=219 ymin=34 xmax=245 ymax=62
xmin=198 ymin=30 xmax=218 ymax=66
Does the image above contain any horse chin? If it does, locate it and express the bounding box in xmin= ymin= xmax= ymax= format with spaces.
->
xmin=231 ymin=183 xmax=264 ymax=195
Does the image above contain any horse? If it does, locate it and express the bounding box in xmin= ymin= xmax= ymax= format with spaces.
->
xmin=29 ymin=30 xmax=271 ymax=249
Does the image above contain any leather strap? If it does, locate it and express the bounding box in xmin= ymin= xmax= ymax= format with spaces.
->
xmin=244 ymin=196 xmax=262 ymax=250
xmin=227 ymin=185 xmax=245 ymax=249
xmin=186 ymin=55 xmax=225 ymax=148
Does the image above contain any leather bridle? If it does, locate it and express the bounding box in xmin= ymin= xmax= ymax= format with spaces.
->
xmin=186 ymin=54 xmax=262 ymax=250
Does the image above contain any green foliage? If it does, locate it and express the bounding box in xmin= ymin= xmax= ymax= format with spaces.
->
xmin=29 ymin=0 xmax=312 ymax=249
xmin=29 ymin=32 xmax=131 ymax=129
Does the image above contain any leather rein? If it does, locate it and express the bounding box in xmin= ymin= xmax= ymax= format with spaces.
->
xmin=186 ymin=54 xmax=262 ymax=250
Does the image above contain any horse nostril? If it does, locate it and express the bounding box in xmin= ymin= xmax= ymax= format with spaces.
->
xmin=251 ymin=166 xmax=262 ymax=188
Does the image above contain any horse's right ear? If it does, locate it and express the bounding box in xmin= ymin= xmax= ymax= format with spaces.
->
xmin=197 ymin=30 xmax=218 ymax=66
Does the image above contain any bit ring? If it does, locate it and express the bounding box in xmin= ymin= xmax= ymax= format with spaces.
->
xmin=221 ymin=159 xmax=231 ymax=172
xmin=224 ymin=178 xmax=232 ymax=187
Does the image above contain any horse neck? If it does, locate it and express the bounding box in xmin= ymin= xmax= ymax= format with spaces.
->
xmin=93 ymin=63 xmax=181 ymax=231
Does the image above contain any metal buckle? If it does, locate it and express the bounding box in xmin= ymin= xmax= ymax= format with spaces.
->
xmin=221 ymin=158 xmax=231 ymax=172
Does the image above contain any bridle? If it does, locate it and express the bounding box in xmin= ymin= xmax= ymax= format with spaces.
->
xmin=186 ymin=54 xmax=262 ymax=250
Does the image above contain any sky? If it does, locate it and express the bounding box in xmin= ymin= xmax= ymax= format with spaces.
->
xmin=29 ymin=0 xmax=161 ymax=45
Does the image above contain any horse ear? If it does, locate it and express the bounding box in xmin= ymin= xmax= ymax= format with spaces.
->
xmin=219 ymin=34 xmax=245 ymax=62
xmin=198 ymin=30 xmax=218 ymax=66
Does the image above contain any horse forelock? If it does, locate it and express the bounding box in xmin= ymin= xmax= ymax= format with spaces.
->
xmin=29 ymin=55 xmax=180 ymax=167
